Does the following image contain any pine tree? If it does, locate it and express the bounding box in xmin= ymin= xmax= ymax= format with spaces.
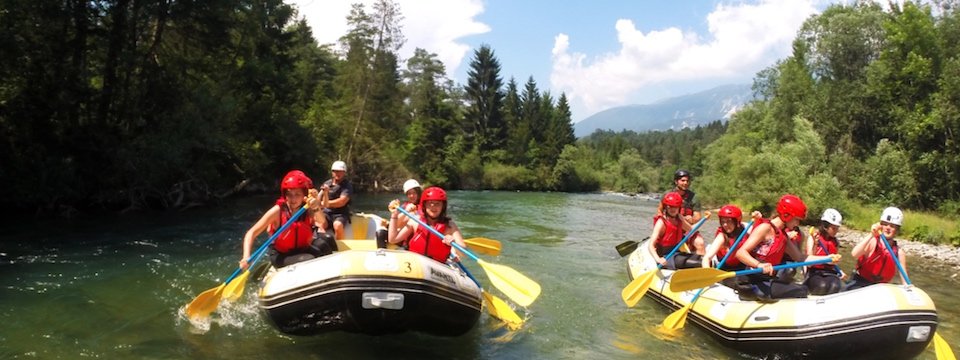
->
xmin=463 ymin=44 xmax=505 ymax=156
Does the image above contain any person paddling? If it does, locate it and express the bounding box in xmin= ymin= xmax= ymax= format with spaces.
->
xmin=648 ymin=192 xmax=701 ymax=269
xmin=387 ymin=187 xmax=467 ymax=263
xmin=846 ymin=207 xmax=909 ymax=290
xmin=239 ymin=170 xmax=330 ymax=270
xmin=657 ymin=170 xmax=706 ymax=254
xmin=803 ymin=208 xmax=845 ymax=295
xmin=735 ymin=194 xmax=840 ymax=301
xmin=702 ymin=205 xmax=759 ymax=271
xmin=381 ymin=179 xmax=423 ymax=249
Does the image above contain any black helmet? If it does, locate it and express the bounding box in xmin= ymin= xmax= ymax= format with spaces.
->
xmin=674 ymin=169 xmax=691 ymax=181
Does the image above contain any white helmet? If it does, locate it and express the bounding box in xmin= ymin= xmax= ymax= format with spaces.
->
xmin=402 ymin=179 xmax=421 ymax=193
xmin=880 ymin=207 xmax=903 ymax=226
xmin=821 ymin=208 xmax=842 ymax=226
xmin=331 ymin=160 xmax=347 ymax=172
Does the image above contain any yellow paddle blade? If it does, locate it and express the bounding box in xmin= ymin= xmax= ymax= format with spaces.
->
xmin=483 ymin=291 xmax=523 ymax=331
xmin=669 ymin=267 xmax=736 ymax=292
xmin=221 ymin=270 xmax=250 ymax=301
xmin=478 ymin=259 xmax=541 ymax=307
xmin=185 ymin=284 xmax=225 ymax=320
xmin=621 ymin=270 xmax=655 ymax=307
xmin=935 ymin=331 xmax=957 ymax=360
xmin=661 ymin=304 xmax=691 ymax=330
xmin=466 ymin=237 xmax=502 ymax=256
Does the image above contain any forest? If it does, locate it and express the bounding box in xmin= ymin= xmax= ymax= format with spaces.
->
xmin=2 ymin=1 xmax=959 ymax=237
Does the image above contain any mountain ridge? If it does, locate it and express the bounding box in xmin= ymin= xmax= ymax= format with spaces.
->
xmin=574 ymin=84 xmax=753 ymax=137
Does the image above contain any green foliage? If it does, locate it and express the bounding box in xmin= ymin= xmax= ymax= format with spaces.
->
xmin=463 ymin=45 xmax=505 ymax=154
xmin=861 ymin=139 xmax=919 ymax=206
xmin=6 ymin=0 xmax=960 ymax=233
xmin=551 ymin=145 xmax=601 ymax=192
xmin=599 ymin=148 xmax=659 ymax=194
xmin=482 ymin=162 xmax=537 ymax=190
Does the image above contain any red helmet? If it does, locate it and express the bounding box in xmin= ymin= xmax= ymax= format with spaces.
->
xmin=281 ymin=170 xmax=313 ymax=194
xmin=662 ymin=192 xmax=683 ymax=208
xmin=719 ymin=204 xmax=743 ymax=223
xmin=420 ymin=187 xmax=448 ymax=216
xmin=776 ymin=194 xmax=807 ymax=222
xmin=420 ymin=186 xmax=447 ymax=204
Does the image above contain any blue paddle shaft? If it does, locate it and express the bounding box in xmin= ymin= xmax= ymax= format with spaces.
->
xmin=734 ymin=258 xmax=834 ymax=277
xmin=715 ymin=220 xmax=755 ymax=268
xmin=395 ymin=207 xmax=481 ymax=288
xmin=225 ymin=205 xmax=309 ymax=285
xmin=657 ymin=215 xmax=709 ymax=270
xmin=396 ymin=206 xmax=480 ymax=262
xmin=879 ymin=233 xmax=911 ymax=285
xmin=815 ymin=235 xmax=845 ymax=275
xmin=688 ymin=220 xmax=755 ymax=301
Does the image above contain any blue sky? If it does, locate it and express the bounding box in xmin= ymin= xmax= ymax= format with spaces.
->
xmin=290 ymin=0 xmax=836 ymax=122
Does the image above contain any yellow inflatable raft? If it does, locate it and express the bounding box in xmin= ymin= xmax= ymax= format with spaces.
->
xmin=626 ymin=239 xmax=939 ymax=359
xmin=258 ymin=213 xmax=482 ymax=336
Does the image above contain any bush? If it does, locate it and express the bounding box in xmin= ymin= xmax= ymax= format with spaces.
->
xmin=482 ymin=162 xmax=537 ymax=190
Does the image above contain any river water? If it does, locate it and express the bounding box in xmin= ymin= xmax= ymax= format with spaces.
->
xmin=1 ymin=191 xmax=956 ymax=359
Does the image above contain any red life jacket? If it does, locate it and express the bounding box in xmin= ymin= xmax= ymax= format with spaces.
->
xmin=750 ymin=218 xmax=788 ymax=265
xmin=679 ymin=190 xmax=696 ymax=217
xmin=653 ymin=214 xmax=684 ymax=253
xmin=714 ymin=226 xmax=747 ymax=268
xmin=857 ymin=236 xmax=899 ymax=283
xmin=811 ymin=231 xmax=839 ymax=271
xmin=270 ymin=199 xmax=313 ymax=254
xmin=408 ymin=216 xmax=451 ymax=263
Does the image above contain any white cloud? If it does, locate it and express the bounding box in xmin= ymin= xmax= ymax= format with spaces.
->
xmin=551 ymin=0 xmax=818 ymax=119
xmin=287 ymin=0 xmax=489 ymax=78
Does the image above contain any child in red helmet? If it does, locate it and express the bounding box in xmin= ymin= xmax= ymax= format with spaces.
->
xmin=701 ymin=205 xmax=763 ymax=271
xmin=735 ymin=194 xmax=840 ymax=300
xmin=647 ymin=192 xmax=702 ymax=269
xmin=239 ymin=170 xmax=332 ymax=269
xmin=387 ymin=186 xmax=466 ymax=263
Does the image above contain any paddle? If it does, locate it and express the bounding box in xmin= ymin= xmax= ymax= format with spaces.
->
xmin=669 ymin=258 xmax=835 ymax=292
xmin=185 ymin=204 xmax=309 ymax=320
xmin=662 ymin=220 xmax=754 ymax=330
xmin=453 ymin=260 xmax=523 ymax=330
xmin=465 ymin=237 xmax=502 ymax=256
xmin=878 ymin=233 xmax=955 ymax=360
xmin=621 ymin=215 xmax=710 ymax=307
xmin=615 ymin=237 xmax=649 ymax=257
xmin=396 ymin=207 xmax=542 ymax=307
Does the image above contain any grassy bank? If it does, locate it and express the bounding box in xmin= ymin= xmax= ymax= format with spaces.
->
xmin=842 ymin=204 xmax=960 ymax=246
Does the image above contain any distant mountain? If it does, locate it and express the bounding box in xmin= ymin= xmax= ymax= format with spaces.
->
xmin=574 ymin=84 xmax=754 ymax=137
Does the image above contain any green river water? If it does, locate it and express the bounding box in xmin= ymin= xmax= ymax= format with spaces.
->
xmin=1 ymin=191 xmax=957 ymax=359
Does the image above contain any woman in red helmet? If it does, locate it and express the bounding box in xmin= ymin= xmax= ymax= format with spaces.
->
xmin=701 ymin=205 xmax=760 ymax=271
xmin=239 ymin=170 xmax=331 ymax=269
xmin=387 ymin=186 xmax=466 ymax=263
xmin=735 ymin=194 xmax=840 ymax=300
xmin=647 ymin=192 xmax=701 ymax=269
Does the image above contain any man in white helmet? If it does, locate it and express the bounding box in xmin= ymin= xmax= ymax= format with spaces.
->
xmin=321 ymin=161 xmax=353 ymax=240
xmin=847 ymin=207 xmax=909 ymax=290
